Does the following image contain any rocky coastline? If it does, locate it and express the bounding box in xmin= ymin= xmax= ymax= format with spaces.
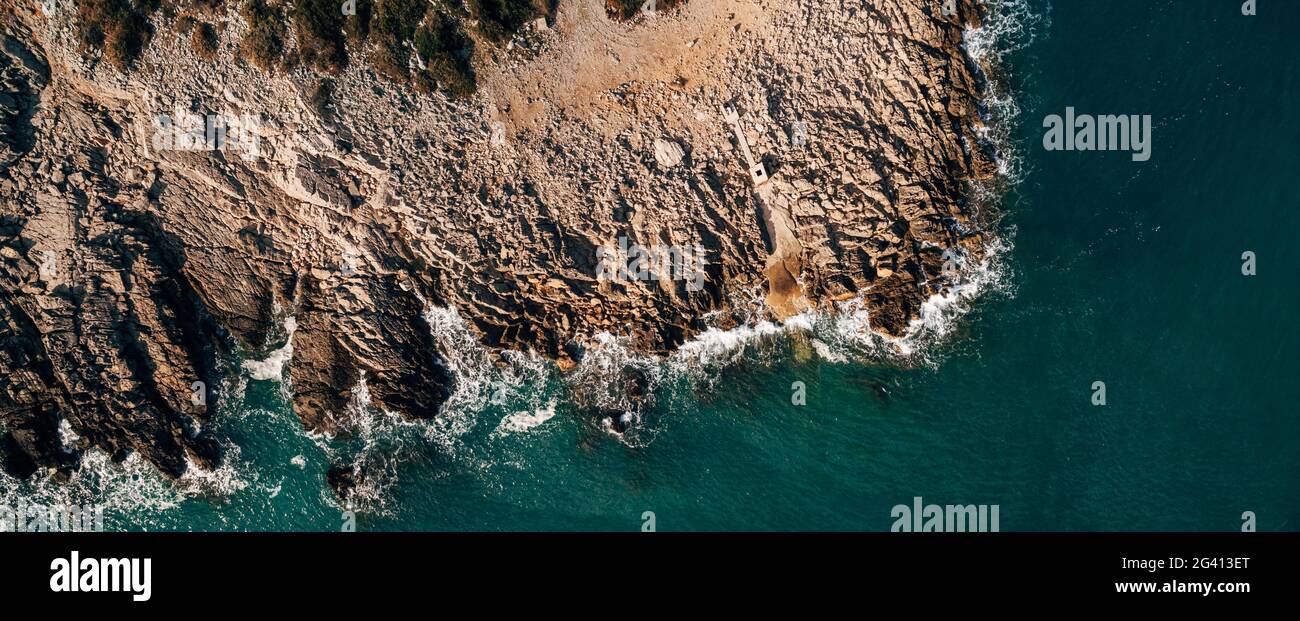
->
xmin=0 ymin=0 xmax=997 ymax=494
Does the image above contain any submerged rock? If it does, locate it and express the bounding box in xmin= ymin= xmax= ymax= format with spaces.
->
xmin=326 ymin=465 xmax=359 ymax=502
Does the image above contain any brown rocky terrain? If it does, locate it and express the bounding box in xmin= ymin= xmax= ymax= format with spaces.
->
xmin=0 ymin=0 xmax=997 ymax=489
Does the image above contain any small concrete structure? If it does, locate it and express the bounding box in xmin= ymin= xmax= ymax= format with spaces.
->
xmin=724 ymin=106 xmax=769 ymax=186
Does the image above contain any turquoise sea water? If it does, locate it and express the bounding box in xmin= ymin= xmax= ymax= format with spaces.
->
xmin=6 ymin=0 xmax=1297 ymax=531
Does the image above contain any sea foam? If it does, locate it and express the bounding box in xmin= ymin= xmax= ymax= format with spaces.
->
xmin=242 ymin=315 xmax=297 ymax=381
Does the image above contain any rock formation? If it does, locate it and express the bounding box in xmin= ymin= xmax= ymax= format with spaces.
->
xmin=0 ymin=0 xmax=997 ymax=487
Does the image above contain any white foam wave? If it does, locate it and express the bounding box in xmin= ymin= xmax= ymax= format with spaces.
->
xmin=320 ymin=373 xmax=420 ymax=515
xmin=57 ymin=417 xmax=80 ymax=449
xmin=0 ymin=452 xmax=178 ymax=529
xmin=242 ymin=316 xmax=297 ymax=381
xmin=811 ymin=338 xmax=847 ymax=363
xmin=652 ymin=243 xmax=1010 ymax=371
xmin=0 ymin=443 xmax=247 ymax=530
xmin=963 ymin=0 xmax=1047 ymax=189
xmin=962 ymin=0 xmax=1048 ymax=64
xmin=420 ymin=304 xmax=555 ymax=447
xmin=493 ymin=400 xmax=558 ymax=436
xmin=568 ymin=333 xmax=660 ymax=402
xmin=672 ymin=317 xmax=812 ymax=369
xmin=175 ymin=442 xmax=250 ymax=498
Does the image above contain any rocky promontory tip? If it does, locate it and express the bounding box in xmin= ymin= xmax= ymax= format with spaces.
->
xmin=1 ymin=0 xmax=997 ymax=488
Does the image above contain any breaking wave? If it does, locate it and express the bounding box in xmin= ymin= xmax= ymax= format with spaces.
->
xmin=493 ymin=400 xmax=558 ymax=436
xmin=320 ymin=374 xmax=422 ymax=515
xmin=241 ymin=315 xmax=297 ymax=382
xmin=562 ymin=234 xmax=1012 ymax=401
xmin=311 ymin=306 xmax=562 ymax=514
xmin=421 ymin=305 xmax=557 ymax=446
xmin=0 ymin=444 xmax=248 ymax=531
xmin=964 ymin=0 xmax=1049 ymax=188
xmin=963 ymin=0 xmax=1048 ymax=65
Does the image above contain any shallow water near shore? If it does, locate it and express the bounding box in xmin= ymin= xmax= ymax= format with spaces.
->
xmin=6 ymin=0 xmax=1297 ymax=531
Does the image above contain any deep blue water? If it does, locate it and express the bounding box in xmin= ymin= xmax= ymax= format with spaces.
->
xmin=5 ymin=0 xmax=1296 ymax=531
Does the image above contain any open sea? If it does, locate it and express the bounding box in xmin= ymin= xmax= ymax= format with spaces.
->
xmin=3 ymin=0 xmax=1297 ymax=531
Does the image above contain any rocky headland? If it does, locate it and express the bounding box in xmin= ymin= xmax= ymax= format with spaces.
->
xmin=0 ymin=0 xmax=997 ymax=493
